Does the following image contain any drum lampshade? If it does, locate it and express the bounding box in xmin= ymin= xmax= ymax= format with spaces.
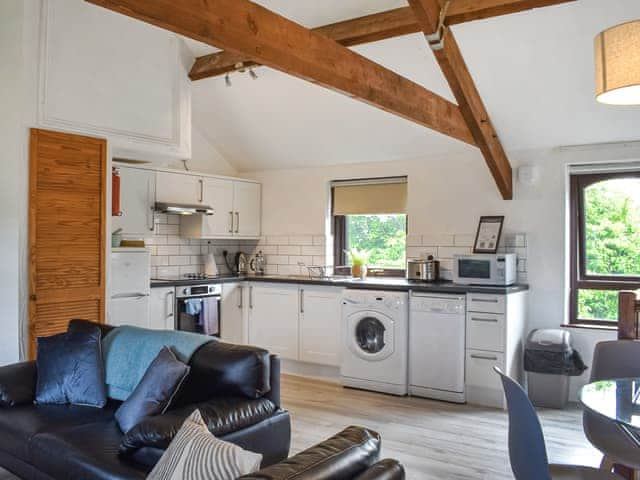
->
xmin=595 ymin=20 xmax=640 ymax=105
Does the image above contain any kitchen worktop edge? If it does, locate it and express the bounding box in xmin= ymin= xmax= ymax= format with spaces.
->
xmin=151 ymin=275 xmax=529 ymax=294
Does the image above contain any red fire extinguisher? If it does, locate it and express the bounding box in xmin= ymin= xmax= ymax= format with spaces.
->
xmin=112 ymin=167 xmax=122 ymax=217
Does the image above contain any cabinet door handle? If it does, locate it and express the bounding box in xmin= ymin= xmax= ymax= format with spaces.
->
xmin=471 ymin=298 xmax=499 ymax=303
xmin=238 ymin=287 xmax=243 ymax=309
xmin=149 ymin=206 xmax=155 ymax=231
xmin=229 ymin=211 xmax=234 ymax=233
xmin=199 ymin=178 xmax=204 ymax=203
xmin=470 ymin=353 xmax=498 ymax=361
xmin=149 ymin=175 xmax=156 ymax=231
xmin=249 ymin=286 xmax=253 ymax=309
xmin=166 ymin=291 xmax=174 ymax=317
xmin=235 ymin=212 xmax=240 ymax=234
xmin=300 ymin=289 xmax=304 ymax=314
xmin=471 ymin=317 xmax=498 ymax=323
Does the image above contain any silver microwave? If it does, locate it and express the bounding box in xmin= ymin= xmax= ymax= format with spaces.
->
xmin=453 ymin=254 xmax=517 ymax=286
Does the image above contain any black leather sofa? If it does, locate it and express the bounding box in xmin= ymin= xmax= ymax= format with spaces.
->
xmin=0 ymin=323 xmax=404 ymax=479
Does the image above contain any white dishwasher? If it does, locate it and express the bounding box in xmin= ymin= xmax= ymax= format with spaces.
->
xmin=409 ymin=292 xmax=466 ymax=403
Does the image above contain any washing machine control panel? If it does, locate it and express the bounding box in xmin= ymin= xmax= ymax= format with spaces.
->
xmin=343 ymin=291 xmax=407 ymax=311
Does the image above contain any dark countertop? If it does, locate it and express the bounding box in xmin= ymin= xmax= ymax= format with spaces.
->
xmin=151 ymin=274 xmax=529 ymax=295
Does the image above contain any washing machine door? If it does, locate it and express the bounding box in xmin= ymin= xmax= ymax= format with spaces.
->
xmin=347 ymin=310 xmax=395 ymax=361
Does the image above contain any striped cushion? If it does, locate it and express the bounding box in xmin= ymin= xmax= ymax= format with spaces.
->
xmin=148 ymin=410 xmax=263 ymax=480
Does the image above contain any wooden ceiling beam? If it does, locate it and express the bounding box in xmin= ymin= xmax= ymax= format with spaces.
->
xmin=408 ymin=0 xmax=514 ymax=199
xmin=189 ymin=1 xmax=575 ymax=81
xmin=85 ymin=0 xmax=475 ymax=145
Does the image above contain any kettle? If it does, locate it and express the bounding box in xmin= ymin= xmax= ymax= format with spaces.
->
xmin=235 ymin=252 xmax=249 ymax=274
xmin=250 ymin=251 xmax=266 ymax=275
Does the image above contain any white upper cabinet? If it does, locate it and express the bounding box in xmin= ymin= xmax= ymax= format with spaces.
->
xmin=112 ymin=166 xmax=156 ymax=236
xmin=155 ymin=171 xmax=202 ymax=205
xmin=36 ymin=0 xmax=191 ymax=159
xmin=203 ymin=178 xmax=235 ymax=237
xmin=233 ymin=181 xmax=262 ymax=237
xmin=178 ymin=173 xmax=261 ymax=239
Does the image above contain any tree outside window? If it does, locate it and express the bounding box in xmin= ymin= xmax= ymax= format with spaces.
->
xmin=345 ymin=215 xmax=407 ymax=270
xmin=570 ymin=173 xmax=640 ymax=324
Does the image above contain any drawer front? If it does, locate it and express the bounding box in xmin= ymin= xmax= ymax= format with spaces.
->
xmin=467 ymin=294 xmax=505 ymax=314
xmin=465 ymin=349 xmax=506 ymax=408
xmin=466 ymin=312 xmax=505 ymax=352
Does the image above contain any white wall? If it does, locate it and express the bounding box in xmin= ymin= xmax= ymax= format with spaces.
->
xmin=0 ymin=0 xmax=26 ymax=364
xmin=0 ymin=0 xmax=238 ymax=362
xmin=167 ymin=125 xmax=238 ymax=176
xmin=245 ymin=143 xmax=640 ymax=398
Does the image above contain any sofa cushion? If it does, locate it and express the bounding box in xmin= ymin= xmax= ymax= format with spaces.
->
xmin=36 ymin=325 xmax=107 ymax=408
xmin=120 ymin=397 xmax=277 ymax=455
xmin=175 ymin=342 xmax=271 ymax=406
xmin=30 ymin=421 xmax=146 ymax=480
xmin=0 ymin=402 xmax=117 ymax=462
xmin=115 ymin=346 xmax=190 ymax=433
xmin=148 ymin=409 xmax=262 ymax=480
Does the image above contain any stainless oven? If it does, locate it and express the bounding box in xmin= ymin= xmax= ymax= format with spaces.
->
xmin=175 ymin=284 xmax=221 ymax=337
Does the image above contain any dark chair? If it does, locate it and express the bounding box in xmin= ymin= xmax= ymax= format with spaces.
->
xmin=583 ymin=341 xmax=640 ymax=474
xmin=494 ymin=367 xmax=619 ymax=480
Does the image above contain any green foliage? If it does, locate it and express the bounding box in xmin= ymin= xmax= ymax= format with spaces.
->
xmin=344 ymin=247 xmax=370 ymax=266
xmin=346 ymin=215 xmax=406 ymax=269
xmin=578 ymin=179 xmax=640 ymax=321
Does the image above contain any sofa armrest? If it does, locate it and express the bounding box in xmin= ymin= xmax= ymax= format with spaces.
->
xmin=353 ymin=459 xmax=405 ymax=480
xmin=0 ymin=361 xmax=37 ymax=407
xmin=239 ymin=426 xmax=381 ymax=480
xmin=264 ymin=354 xmax=281 ymax=408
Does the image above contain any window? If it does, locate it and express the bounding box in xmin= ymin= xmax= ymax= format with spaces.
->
xmin=332 ymin=178 xmax=407 ymax=276
xmin=569 ymin=171 xmax=640 ymax=325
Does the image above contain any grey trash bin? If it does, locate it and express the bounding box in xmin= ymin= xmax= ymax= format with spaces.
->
xmin=524 ymin=329 xmax=587 ymax=409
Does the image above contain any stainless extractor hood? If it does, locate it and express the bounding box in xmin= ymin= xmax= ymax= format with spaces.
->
xmin=154 ymin=202 xmax=214 ymax=216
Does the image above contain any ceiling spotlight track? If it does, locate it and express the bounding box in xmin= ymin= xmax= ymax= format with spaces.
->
xmin=223 ymin=67 xmax=259 ymax=87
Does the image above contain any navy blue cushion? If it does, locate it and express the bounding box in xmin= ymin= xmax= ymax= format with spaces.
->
xmin=35 ymin=325 xmax=107 ymax=408
xmin=115 ymin=346 xmax=190 ymax=433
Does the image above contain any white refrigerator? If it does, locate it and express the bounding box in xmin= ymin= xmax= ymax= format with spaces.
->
xmin=108 ymin=249 xmax=151 ymax=328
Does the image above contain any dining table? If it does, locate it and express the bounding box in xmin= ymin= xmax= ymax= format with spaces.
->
xmin=580 ymin=378 xmax=640 ymax=448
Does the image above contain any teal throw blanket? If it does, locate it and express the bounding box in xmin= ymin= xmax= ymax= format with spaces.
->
xmin=102 ymin=326 xmax=214 ymax=401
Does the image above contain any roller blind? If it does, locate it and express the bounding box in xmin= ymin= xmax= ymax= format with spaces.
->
xmin=332 ymin=178 xmax=407 ymax=216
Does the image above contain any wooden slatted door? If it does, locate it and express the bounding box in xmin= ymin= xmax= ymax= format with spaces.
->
xmin=29 ymin=129 xmax=107 ymax=358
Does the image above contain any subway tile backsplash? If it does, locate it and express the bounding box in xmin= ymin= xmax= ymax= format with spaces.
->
xmin=121 ymin=213 xmax=258 ymax=278
xmin=123 ymin=215 xmax=527 ymax=283
xmin=253 ymin=232 xmax=528 ymax=283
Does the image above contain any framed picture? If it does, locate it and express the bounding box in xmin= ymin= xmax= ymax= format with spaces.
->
xmin=473 ymin=216 xmax=504 ymax=254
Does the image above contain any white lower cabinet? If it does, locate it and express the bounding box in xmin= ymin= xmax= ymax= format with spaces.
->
xmin=243 ymin=283 xmax=343 ymax=366
xmin=149 ymin=287 xmax=175 ymax=330
xmin=300 ymin=287 xmax=342 ymax=367
xmin=465 ymin=350 xmax=506 ymax=408
xmin=221 ymin=283 xmax=245 ymax=344
xmin=464 ymin=292 xmax=527 ymax=409
xmin=248 ymin=284 xmax=300 ymax=360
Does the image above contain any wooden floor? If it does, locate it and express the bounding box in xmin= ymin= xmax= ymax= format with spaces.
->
xmin=0 ymin=375 xmax=601 ymax=480
xmin=281 ymin=375 xmax=602 ymax=480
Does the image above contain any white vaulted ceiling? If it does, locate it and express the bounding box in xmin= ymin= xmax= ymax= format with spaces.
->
xmin=187 ymin=0 xmax=640 ymax=172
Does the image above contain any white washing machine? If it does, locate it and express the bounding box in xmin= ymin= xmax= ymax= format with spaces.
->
xmin=340 ymin=290 xmax=408 ymax=396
